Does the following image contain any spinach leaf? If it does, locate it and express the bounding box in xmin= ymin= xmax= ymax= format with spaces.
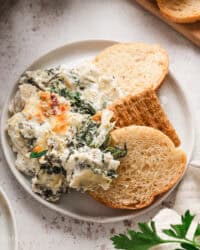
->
xmin=30 ymin=150 xmax=47 ymax=158
xmin=51 ymin=87 xmax=96 ymax=115
xmin=75 ymin=119 xmax=99 ymax=147
xmin=104 ymin=144 xmax=127 ymax=159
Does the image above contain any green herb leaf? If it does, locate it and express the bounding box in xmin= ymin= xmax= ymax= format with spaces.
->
xmin=163 ymin=210 xmax=194 ymax=239
xmin=60 ymin=88 xmax=67 ymax=97
xmin=194 ymin=225 xmax=200 ymax=239
xmin=99 ymin=134 xmax=110 ymax=150
xmin=163 ymin=229 xmax=178 ymax=238
xmin=180 ymin=243 xmax=200 ymax=250
xmin=75 ymin=119 xmax=99 ymax=148
xmin=30 ymin=150 xmax=47 ymax=158
xmin=51 ymin=86 xmax=96 ymax=115
xmin=111 ymin=221 xmax=164 ymax=250
xmin=68 ymin=91 xmax=96 ymax=115
xmin=104 ymin=144 xmax=127 ymax=159
xmin=111 ymin=211 xmax=200 ymax=250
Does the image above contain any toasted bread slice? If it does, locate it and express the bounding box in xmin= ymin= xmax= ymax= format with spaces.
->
xmin=89 ymin=126 xmax=186 ymax=210
xmin=93 ymin=89 xmax=180 ymax=147
xmin=94 ymin=43 xmax=169 ymax=95
xmin=157 ymin=0 xmax=200 ymax=23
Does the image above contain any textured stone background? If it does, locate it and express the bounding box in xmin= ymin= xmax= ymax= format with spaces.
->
xmin=0 ymin=1 xmax=200 ymax=249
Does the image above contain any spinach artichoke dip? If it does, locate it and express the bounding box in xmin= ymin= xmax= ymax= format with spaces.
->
xmin=7 ymin=62 xmax=127 ymax=202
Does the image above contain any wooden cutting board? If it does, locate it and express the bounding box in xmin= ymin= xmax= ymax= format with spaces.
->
xmin=135 ymin=0 xmax=200 ymax=48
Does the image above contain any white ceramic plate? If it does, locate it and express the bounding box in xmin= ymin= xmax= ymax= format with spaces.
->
xmin=1 ymin=40 xmax=195 ymax=223
xmin=0 ymin=187 xmax=18 ymax=250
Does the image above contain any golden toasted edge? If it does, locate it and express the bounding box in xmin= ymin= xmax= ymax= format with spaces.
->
xmin=93 ymin=89 xmax=180 ymax=147
xmin=157 ymin=0 xmax=200 ymax=23
xmin=94 ymin=42 xmax=169 ymax=90
xmin=90 ymin=43 xmax=183 ymax=210
xmin=89 ymin=147 xmax=186 ymax=210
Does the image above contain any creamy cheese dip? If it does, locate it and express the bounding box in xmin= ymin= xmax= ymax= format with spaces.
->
xmin=8 ymin=62 xmax=127 ymax=202
xmin=18 ymin=62 xmax=125 ymax=111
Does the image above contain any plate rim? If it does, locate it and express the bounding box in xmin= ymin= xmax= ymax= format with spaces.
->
xmin=0 ymin=186 xmax=18 ymax=250
xmin=0 ymin=39 xmax=195 ymax=223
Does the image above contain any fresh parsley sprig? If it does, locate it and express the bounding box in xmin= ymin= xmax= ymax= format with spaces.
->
xmin=111 ymin=210 xmax=200 ymax=250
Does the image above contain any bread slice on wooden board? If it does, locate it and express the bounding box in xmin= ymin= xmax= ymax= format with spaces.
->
xmin=157 ymin=0 xmax=200 ymax=23
xmin=93 ymin=89 xmax=180 ymax=147
xmin=94 ymin=43 xmax=169 ymax=95
xmin=89 ymin=126 xmax=186 ymax=210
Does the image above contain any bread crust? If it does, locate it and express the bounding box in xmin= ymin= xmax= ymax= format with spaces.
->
xmin=94 ymin=43 xmax=169 ymax=94
xmin=93 ymin=89 xmax=180 ymax=147
xmin=89 ymin=43 xmax=184 ymax=210
xmin=157 ymin=0 xmax=200 ymax=23
xmin=89 ymin=156 xmax=185 ymax=210
xmin=89 ymin=126 xmax=186 ymax=210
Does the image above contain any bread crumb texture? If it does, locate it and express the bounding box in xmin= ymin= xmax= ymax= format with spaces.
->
xmin=89 ymin=126 xmax=186 ymax=210
xmin=94 ymin=43 xmax=169 ymax=95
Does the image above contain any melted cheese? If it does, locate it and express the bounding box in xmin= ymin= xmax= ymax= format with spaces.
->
xmin=33 ymin=170 xmax=64 ymax=189
xmin=8 ymin=62 xmax=123 ymax=201
xmin=66 ymin=62 xmax=125 ymax=110
xmin=70 ymin=168 xmax=111 ymax=191
xmin=65 ymin=145 xmax=120 ymax=191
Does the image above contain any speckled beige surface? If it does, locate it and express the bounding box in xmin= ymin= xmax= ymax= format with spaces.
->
xmin=1 ymin=1 xmax=200 ymax=249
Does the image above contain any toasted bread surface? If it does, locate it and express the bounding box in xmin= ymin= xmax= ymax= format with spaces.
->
xmin=94 ymin=43 xmax=169 ymax=95
xmin=93 ymin=89 xmax=180 ymax=147
xmin=157 ymin=0 xmax=200 ymax=23
xmin=89 ymin=126 xmax=186 ymax=210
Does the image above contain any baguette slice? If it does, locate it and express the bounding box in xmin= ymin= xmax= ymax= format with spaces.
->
xmin=93 ymin=89 xmax=180 ymax=147
xmin=94 ymin=43 xmax=169 ymax=95
xmin=89 ymin=126 xmax=186 ymax=210
xmin=157 ymin=0 xmax=200 ymax=23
